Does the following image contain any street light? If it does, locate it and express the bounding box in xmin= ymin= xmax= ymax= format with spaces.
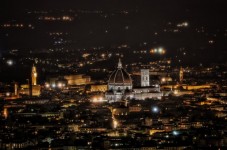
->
xmin=151 ymin=106 xmax=159 ymax=113
xmin=172 ymin=130 xmax=179 ymax=136
xmin=6 ymin=59 xmax=13 ymax=66
xmin=6 ymin=92 xmax=10 ymax=97
xmin=52 ymin=84 xmax=56 ymax=88
xmin=45 ymin=83 xmax=50 ymax=88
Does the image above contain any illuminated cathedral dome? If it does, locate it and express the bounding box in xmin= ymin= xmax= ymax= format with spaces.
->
xmin=105 ymin=59 xmax=162 ymax=103
xmin=108 ymin=59 xmax=132 ymax=90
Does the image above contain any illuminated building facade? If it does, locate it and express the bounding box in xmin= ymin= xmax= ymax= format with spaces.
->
xmin=64 ymin=74 xmax=91 ymax=85
xmin=90 ymin=84 xmax=108 ymax=92
xmin=31 ymin=65 xmax=37 ymax=85
xmin=105 ymin=59 xmax=133 ymax=102
xmin=106 ymin=59 xmax=163 ymax=102
xmin=19 ymin=65 xmax=41 ymax=96
xmin=47 ymin=74 xmax=91 ymax=88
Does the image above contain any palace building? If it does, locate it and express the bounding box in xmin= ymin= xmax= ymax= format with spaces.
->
xmin=20 ymin=65 xmax=41 ymax=96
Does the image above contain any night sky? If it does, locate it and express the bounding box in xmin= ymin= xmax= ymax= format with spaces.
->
xmin=1 ymin=0 xmax=227 ymax=54
xmin=4 ymin=0 xmax=227 ymax=17
xmin=2 ymin=0 xmax=227 ymax=47
xmin=1 ymin=0 xmax=227 ymax=82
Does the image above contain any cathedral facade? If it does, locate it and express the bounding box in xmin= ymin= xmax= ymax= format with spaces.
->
xmin=105 ymin=59 xmax=133 ymax=102
xmin=105 ymin=59 xmax=163 ymax=103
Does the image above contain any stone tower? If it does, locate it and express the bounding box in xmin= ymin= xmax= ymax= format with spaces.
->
xmin=179 ymin=67 xmax=183 ymax=84
xmin=141 ymin=69 xmax=150 ymax=87
xmin=31 ymin=65 xmax=37 ymax=85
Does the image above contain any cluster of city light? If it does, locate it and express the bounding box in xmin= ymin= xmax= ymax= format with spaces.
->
xmin=38 ymin=16 xmax=74 ymax=21
xmin=150 ymin=48 xmax=166 ymax=55
xmin=177 ymin=22 xmax=189 ymax=27
xmin=82 ymin=53 xmax=90 ymax=58
xmin=2 ymin=23 xmax=24 ymax=28
xmin=58 ymin=83 xmax=65 ymax=88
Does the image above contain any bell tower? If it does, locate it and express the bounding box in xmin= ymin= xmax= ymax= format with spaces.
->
xmin=141 ymin=69 xmax=150 ymax=87
xmin=31 ymin=65 xmax=37 ymax=85
xmin=179 ymin=67 xmax=183 ymax=84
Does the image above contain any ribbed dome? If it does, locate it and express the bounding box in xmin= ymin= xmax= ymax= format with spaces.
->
xmin=108 ymin=59 xmax=132 ymax=85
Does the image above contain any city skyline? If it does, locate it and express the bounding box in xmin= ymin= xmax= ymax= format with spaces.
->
xmin=0 ymin=1 xmax=227 ymax=149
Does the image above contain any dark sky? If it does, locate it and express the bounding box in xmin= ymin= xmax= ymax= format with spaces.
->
xmin=1 ymin=0 xmax=227 ymax=51
xmin=1 ymin=0 xmax=227 ymax=62
xmin=2 ymin=0 xmax=227 ymax=26
xmin=3 ymin=0 xmax=227 ymax=13
xmin=1 ymin=0 xmax=227 ymax=82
